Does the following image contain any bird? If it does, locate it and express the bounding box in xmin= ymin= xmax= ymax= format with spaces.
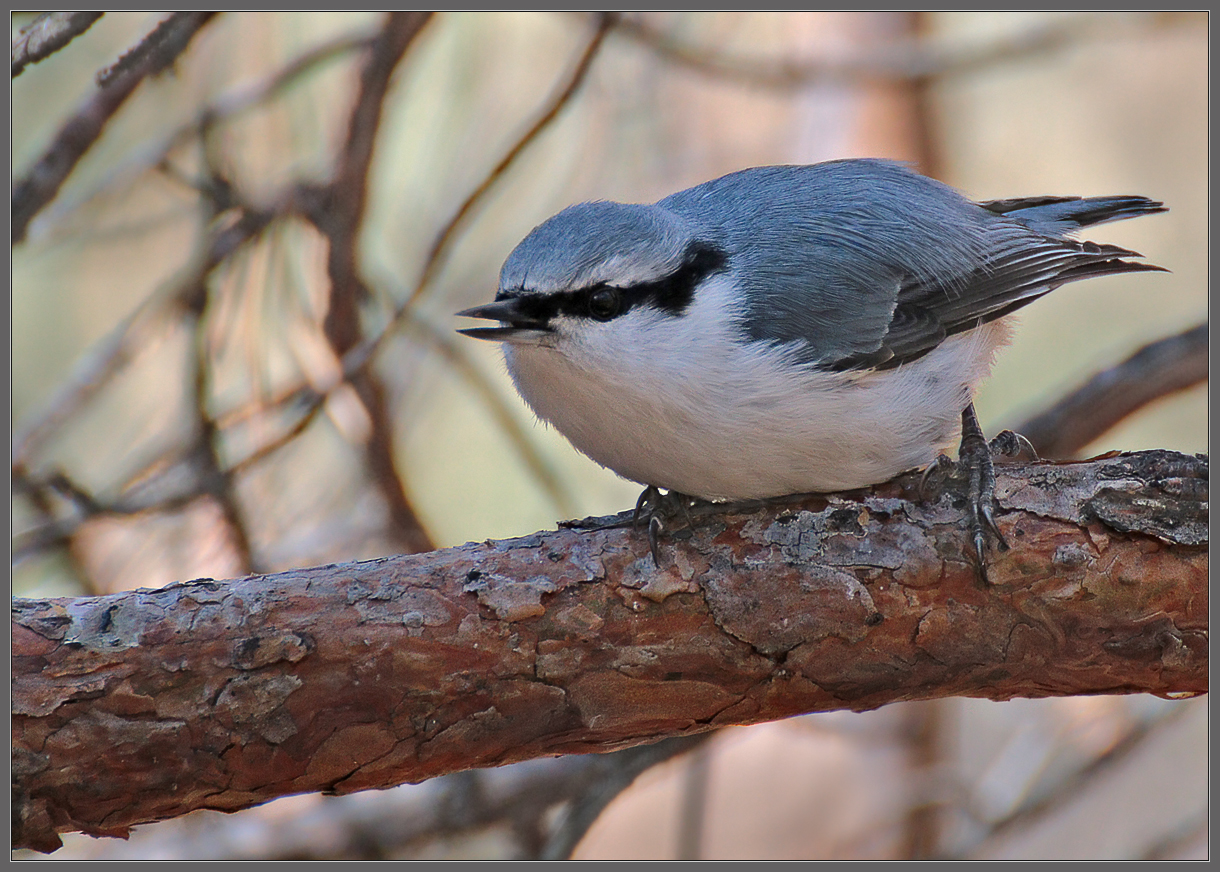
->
xmin=456 ymin=158 xmax=1167 ymax=577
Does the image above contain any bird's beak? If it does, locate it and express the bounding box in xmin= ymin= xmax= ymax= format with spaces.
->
xmin=455 ymin=298 xmax=552 ymax=345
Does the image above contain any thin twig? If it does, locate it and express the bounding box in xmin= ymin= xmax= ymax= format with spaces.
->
xmin=1012 ymin=323 xmax=1208 ymax=459
xmin=405 ymin=11 xmax=619 ymax=307
xmin=11 ymin=11 xmax=104 ymax=77
xmin=224 ymin=390 xmax=329 ymax=475
xmin=948 ymin=703 xmax=1197 ymax=859
xmin=539 ymin=736 xmax=712 ymax=860
xmin=32 ymin=31 xmax=372 ymax=243
xmin=12 ymin=11 xmax=218 ymax=243
xmin=223 ymin=13 xmax=616 ymax=508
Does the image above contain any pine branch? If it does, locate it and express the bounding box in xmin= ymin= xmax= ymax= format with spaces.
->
xmin=12 ymin=450 xmax=1207 ymax=853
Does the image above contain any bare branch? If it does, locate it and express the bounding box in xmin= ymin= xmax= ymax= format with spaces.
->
xmin=405 ymin=11 xmax=619 ymax=307
xmin=11 ymin=11 xmax=104 ymax=78
xmin=1014 ymin=323 xmax=1208 ymax=459
xmin=11 ymin=33 xmax=374 ymax=473
xmin=538 ymin=735 xmax=709 ymax=860
xmin=303 ymin=11 xmax=436 ymax=554
xmin=221 ymin=12 xmax=613 ymax=539
xmin=12 ymin=451 xmax=1207 ymax=852
xmin=12 ymin=11 xmax=218 ymax=243
xmin=610 ymin=11 xmax=1201 ymax=89
xmin=949 ymin=703 xmax=1194 ymax=858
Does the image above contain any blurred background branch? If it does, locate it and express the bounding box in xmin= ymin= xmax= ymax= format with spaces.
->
xmin=1013 ymin=322 xmax=1208 ymax=460
xmin=12 ymin=11 xmax=217 ymax=243
xmin=10 ymin=11 xmax=104 ymax=78
xmin=608 ymin=11 xmax=1199 ymax=86
xmin=11 ymin=10 xmax=1206 ymax=861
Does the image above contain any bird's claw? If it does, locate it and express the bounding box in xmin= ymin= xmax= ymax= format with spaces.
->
xmin=633 ymin=485 xmax=662 ymax=527
xmin=989 ymin=429 xmax=1039 ymax=461
xmin=648 ymin=515 xmax=664 ymax=566
xmin=919 ymin=453 xmax=955 ymax=499
xmin=634 ymin=486 xmax=697 ymax=567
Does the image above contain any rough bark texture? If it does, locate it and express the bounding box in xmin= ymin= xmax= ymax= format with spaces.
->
xmin=11 ymin=450 xmax=1208 ymax=852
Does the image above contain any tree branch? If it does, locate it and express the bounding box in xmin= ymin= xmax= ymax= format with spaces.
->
xmin=405 ymin=11 xmax=618 ymax=307
xmin=12 ymin=450 xmax=1207 ymax=852
xmin=308 ymin=11 xmax=435 ymax=554
xmin=1013 ymin=323 xmax=1209 ymax=459
xmin=21 ymin=735 xmax=707 ymax=860
xmin=610 ymin=11 xmax=1200 ymax=89
xmin=12 ymin=11 xmax=218 ymax=243
xmin=11 ymin=11 xmax=104 ymax=78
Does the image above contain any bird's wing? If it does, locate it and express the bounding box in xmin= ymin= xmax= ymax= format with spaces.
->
xmin=829 ymin=230 xmax=1166 ymax=373
xmin=661 ymin=162 xmax=1165 ymax=373
xmin=834 ymin=228 xmax=1166 ymax=370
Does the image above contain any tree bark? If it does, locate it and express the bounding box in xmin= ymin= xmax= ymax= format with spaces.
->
xmin=11 ymin=450 xmax=1208 ymax=852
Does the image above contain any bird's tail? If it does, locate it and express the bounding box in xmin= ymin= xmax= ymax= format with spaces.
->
xmin=978 ymin=194 xmax=1167 ymax=236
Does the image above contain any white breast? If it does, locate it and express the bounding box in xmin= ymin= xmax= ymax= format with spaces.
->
xmin=503 ymin=274 xmax=1012 ymax=500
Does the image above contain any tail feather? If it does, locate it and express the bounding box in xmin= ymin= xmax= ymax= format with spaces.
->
xmin=979 ymin=195 xmax=1167 ymax=235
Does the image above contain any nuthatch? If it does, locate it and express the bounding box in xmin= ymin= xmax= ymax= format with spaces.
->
xmin=458 ymin=159 xmax=1166 ymax=575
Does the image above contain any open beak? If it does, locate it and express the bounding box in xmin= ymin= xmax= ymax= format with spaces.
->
xmin=455 ymin=298 xmax=552 ymax=345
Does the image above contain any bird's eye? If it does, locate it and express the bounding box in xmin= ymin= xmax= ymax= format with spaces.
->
xmin=586 ymin=287 xmax=622 ymax=321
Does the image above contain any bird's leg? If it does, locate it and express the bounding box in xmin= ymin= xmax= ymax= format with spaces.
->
xmin=633 ymin=486 xmax=697 ymax=566
xmin=958 ymin=402 xmax=1010 ymax=583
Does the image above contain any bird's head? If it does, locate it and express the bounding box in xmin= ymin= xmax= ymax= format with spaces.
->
xmin=457 ymin=201 xmax=729 ymax=351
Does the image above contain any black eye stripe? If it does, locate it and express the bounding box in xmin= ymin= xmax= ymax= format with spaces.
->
xmin=498 ymin=241 xmax=728 ymax=324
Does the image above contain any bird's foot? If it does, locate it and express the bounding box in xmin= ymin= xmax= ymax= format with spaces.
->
xmin=924 ymin=405 xmax=1038 ymax=583
xmin=988 ymin=428 xmax=1040 ymax=463
xmin=633 ymin=486 xmax=697 ymax=566
xmin=959 ymin=405 xmax=1007 ymax=583
xmin=919 ymin=452 xmax=956 ymax=500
